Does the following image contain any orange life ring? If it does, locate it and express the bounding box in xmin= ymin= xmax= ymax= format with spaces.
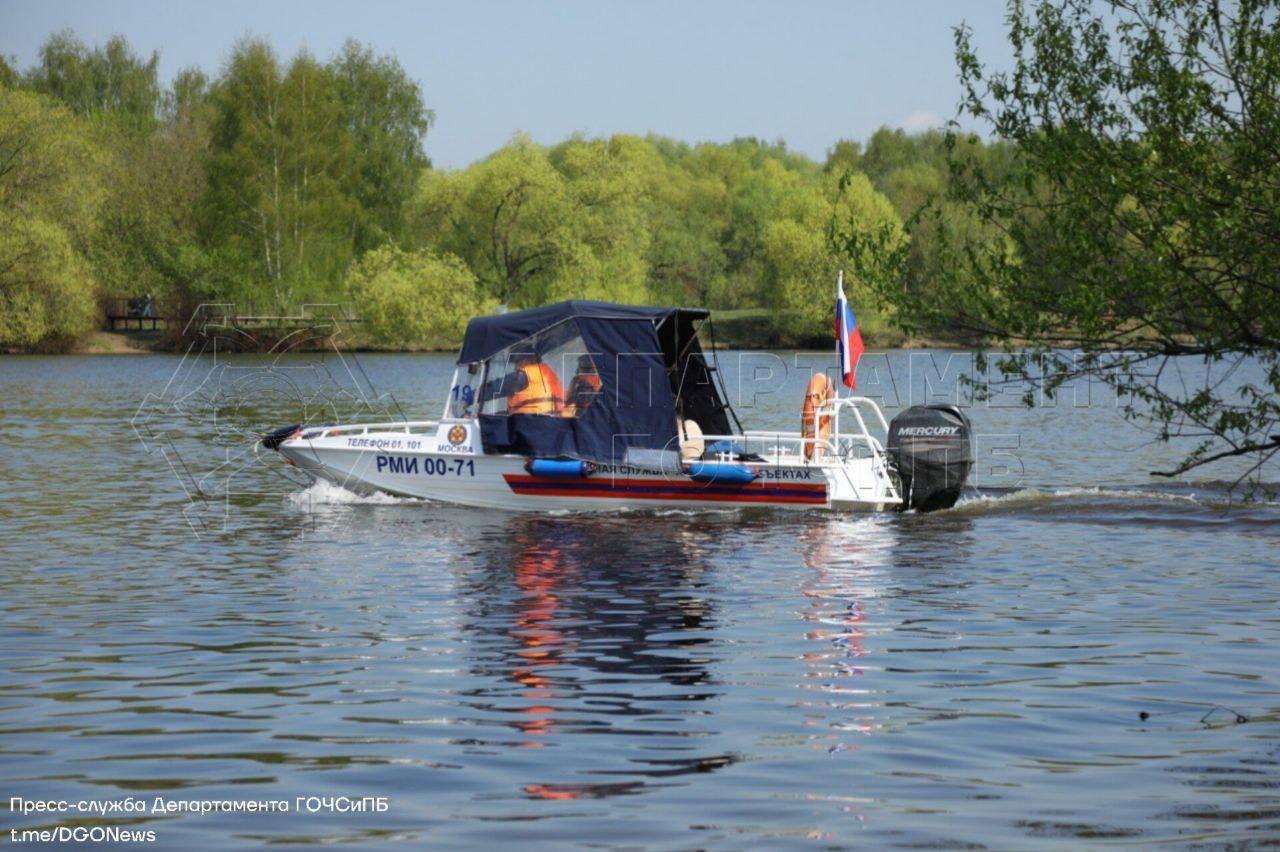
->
xmin=800 ymin=373 xmax=833 ymax=461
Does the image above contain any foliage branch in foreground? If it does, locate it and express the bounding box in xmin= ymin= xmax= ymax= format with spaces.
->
xmin=839 ymin=0 xmax=1280 ymax=486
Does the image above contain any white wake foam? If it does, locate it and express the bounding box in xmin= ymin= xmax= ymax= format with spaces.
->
xmin=948 ymin=484 xmax=1279 ymax=515
xmin=286 ymin=479 xmax=420 ymax=507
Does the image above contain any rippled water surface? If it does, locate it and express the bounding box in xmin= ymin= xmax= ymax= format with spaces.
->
xmin=2 ymin=351 xmax=1278 ymax=849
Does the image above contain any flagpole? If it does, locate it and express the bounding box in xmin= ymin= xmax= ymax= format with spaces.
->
xmin=835 ymin=269 xmax=844 ymax=401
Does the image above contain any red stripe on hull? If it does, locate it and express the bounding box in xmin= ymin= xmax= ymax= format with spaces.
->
xmin=502 ymin=474 xmax=828 ymax=505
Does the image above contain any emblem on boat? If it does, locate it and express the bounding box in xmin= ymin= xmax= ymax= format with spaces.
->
xmin=448 ymin=424 xmax=467 ymax=445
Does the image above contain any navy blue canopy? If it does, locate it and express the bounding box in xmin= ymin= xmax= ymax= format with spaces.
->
xmin=457 ymin=300 xmax=703 ymax=364
xmin=460 ymin=301 xmax=733 ymax=464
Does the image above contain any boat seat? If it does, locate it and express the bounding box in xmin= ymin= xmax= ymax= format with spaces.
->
xmin=677 ymin=417 xmax=704 ymax=461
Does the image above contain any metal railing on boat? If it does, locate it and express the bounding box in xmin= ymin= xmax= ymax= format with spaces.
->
xmin=300 ymin=420 xmax=440 ymax=440
xmin=698 ymin=397 xmax=901 ymax=505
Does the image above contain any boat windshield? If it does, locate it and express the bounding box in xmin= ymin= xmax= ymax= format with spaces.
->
xmin=445 ymin=362 xmax=482 ymax=420
xmin=454 ymin=301 xmax=735 ymax=464
xmin=476 ymin=320 xmax=599 ymax=419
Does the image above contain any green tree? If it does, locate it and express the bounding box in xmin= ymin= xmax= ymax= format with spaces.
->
xmin=17 ymin=32 xmax=176 ymax=303
xmin=723 ymin=159 xmax=804 ymax=307
xmin=0 ymin=55 xmax=18 ymax=89
xmin=202 ymin=40 xmax=357 ymax=311
xmin=640 ymin=135 xmax=733 ymax=306
xmin=0 ymin=89 xmax=103 ymax=350
xmin=346 ymin=245 xmax=489 ymax=347
xmin=645 ymin=165 xmax=728 ymax=305
xmin=329 ymin=40 xmax=433 ymax=251
xmin=823 ymin=139 xmax=862 ymax=174
xmin=892 ymin=0 xmax=1280 ymax=485
xmin=766 ymin=172 xmax=905 ymax=340
xmin=856 ymin=127 xmax=950 ymax=187
xmin=827 ymin=128 xmax=1017 ymax=322
xmin=414 ymin=134 xmax=656 ymax=307
xmin=681 ymin=139 xmax=823 ymax=308
xmin=24 ymin=30 xmax=161 ymax=127
xmin=151 ymin=68 xmax=215 ymax=301
xmin=413 ymin=135 xmax=571 ymax=306
xmin=87 ymin=74 xmax=210 ymax=301
xmin=543 ymin=134 xmax=654 ymax=304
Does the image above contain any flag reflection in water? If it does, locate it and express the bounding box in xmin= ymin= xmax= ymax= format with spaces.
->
xmin=800 ymin=517 xmax=895 ymax=747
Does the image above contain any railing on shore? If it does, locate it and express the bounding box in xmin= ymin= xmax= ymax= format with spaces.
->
xmin=105 ymin=299 xmax=364 ymax=343
xmin=185 ymin=303 xmax=362 ymax=331
xmin=106 ymin=296 xmax=170 ymax=330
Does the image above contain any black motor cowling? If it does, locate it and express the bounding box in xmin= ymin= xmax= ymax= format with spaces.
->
xmin=887 ymin=405 xmax=972 ymax=512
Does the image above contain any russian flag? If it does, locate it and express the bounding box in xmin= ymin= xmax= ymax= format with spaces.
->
xmin=834 ymin=271 xmax=864 ymax=390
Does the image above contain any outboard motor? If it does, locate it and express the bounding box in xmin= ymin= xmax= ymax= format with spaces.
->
xmin=887 ymin=405 xmax=972 ymax=512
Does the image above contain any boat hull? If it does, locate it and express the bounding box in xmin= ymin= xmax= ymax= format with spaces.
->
xmin=276 ymin=438 xmax=887 ymax=513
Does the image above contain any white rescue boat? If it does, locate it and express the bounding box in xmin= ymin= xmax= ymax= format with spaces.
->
xmin=262 ymin=301 xmax=972 ymax=513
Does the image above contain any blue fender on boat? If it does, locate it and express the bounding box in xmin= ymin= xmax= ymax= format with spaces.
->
xmin=526 ymin=458 xmax=591 ymax=478
xmin=686 ymin=461 xmax=757 ymax=485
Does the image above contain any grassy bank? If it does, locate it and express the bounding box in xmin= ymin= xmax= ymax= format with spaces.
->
xmin=71 ymin=331 xmax=161 ymax=354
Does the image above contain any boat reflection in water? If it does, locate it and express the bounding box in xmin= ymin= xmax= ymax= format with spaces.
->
xmin=798 ymin=517 xmax=894 ymax=755
xmin=456 ymin=516 xmax=737 ymax=800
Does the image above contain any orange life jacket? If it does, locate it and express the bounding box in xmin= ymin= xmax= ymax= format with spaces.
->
xmin=565 ymin=372 xmax=601 ymax=412
xmin=801 ymin=373 xmax=834 ymax=461
xmin=509 ymin=362 xmax=565 ymax=415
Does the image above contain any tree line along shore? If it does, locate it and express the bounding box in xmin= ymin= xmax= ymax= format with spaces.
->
xmin=6 ymin=2 xmax=1275 ymax=483
xmin=0 ymin=31 xmax=1011 ymax=355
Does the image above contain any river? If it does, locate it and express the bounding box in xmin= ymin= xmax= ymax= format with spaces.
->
xmin=1 ymin=350 xmax=1277 ymax=848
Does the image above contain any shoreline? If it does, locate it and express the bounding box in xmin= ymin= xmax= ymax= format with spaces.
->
xmin=48 ymin=329 xmax=970 ymax=355
xmin=1 ymin=327 xmax=976 ymax=356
